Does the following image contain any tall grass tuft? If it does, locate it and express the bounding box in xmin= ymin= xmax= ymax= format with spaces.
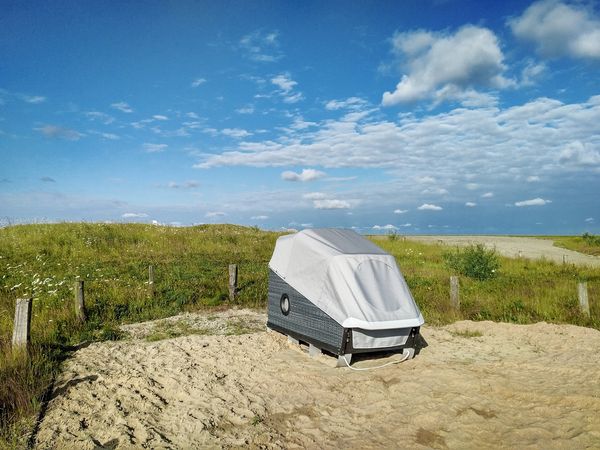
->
xmin=443 ymin=244 xmax=500 ymax=281
xmin=551 ymin=233 xmax=600 ymax=256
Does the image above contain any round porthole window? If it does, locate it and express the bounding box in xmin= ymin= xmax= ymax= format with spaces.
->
xmin=280 ymin=294 xmax=290 ymax=316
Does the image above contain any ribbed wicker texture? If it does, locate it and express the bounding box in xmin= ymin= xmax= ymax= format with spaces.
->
xmin=267 ymin=269 xmax=345 ymax=354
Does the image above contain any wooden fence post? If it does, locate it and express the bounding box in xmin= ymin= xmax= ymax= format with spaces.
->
xmin=228 ymin=264 xmax=238 ymax=301
xmin=578 ymin=282 xmax=590 ymax=318
xmin=148 ymin=265 xmax=155 ymax=297
xmin=450 ymin=276 xmax=460 ymax=310
xmin=12 ymin=298 xmax=32 ymax=351
xmin=75 ymin=280 xmax=86 ymax=323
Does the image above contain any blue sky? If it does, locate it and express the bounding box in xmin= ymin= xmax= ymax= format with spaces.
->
xmin=1 ymin=0 xmax=599 ymax=234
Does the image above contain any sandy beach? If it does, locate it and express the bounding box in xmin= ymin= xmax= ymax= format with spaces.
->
xmin=33 ymin=309 xmax=600 ymax=449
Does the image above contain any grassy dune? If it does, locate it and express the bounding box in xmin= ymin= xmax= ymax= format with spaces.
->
xmin=0 ymin=223 xmax=598 ymax=445
xmin=549 ymin=234 xmax=600 ymax=257
xmin=0 ymin=223 xmax=278 ymax=446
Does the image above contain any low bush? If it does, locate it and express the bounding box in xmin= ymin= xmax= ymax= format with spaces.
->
xmin=443 ymin=244 xmax=500 ymax=281
xmin=582 ymin=232 xmax=600 ymax=246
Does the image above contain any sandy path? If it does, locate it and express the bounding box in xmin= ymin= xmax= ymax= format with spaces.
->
xmin=403 ymin=235 xmax=600 ymax=267
xmin=34 ymin=310 xmax=600 ymax=449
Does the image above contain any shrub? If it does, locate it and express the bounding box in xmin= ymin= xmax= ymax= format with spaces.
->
xmin=443 ymin=244 xmax=500 ymax=281
xmin=582 ymin=232 xmax=600 ymax=246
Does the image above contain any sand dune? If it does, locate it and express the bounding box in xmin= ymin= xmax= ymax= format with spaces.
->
xmin=34 ymin=309 xmax=600 ymax=449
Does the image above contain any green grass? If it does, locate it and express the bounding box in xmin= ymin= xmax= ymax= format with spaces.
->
xmin=549 ymin=233 xmax=600 ymax=257
xmin=0 ymin=223 xmax=279 ymax=446
xmin=0 ymin=223 xmax=599 ymax=445
xmin=144 ymin=320 xmax=211 ymax=342
xmin=376 ymin=238 xmax=599 ymax=328
xmin=449 ymin=329 xmax=483 ymax=338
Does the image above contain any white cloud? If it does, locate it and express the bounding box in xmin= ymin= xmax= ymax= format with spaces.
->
xmin=272 ymin=74 xmax=297 ymax=92
xmin=271 ymin=73 xmax=303 ymax=103
xmin=325 ymin=97 xmax=367 ymax=111
xmin=418 ymin=203 xmax=443 ymax=211
xmin=194 ymin=95 xmax=600 ymax=207
xmin=509 ymin=0 xmax=600 ymax=60
xmin=394 ymin=209 xmax=408 ymax=214
xmin=526 ymin=175 xmax=540 ymax=182
xmin=515 ymin=197 xmax=552 ymax=206
xmin=421 ymin=187 xmax=448 ymax=195
xmin=153 ymin=115 xmax=168 ymax=121
xmin=251 ymin=215 xmax=269 ymax=220
xmin=206 ymin=211 xmax=226 ymax=218
xmin=222 ymin=128 xmax=252 ymax=139
xmin=23 ymin=95 xmax=46 ymax=104
xmin=325 ymin=176 xmax=357 ymax=182
xmin=559 ymin=141 xmax=600 ymax=166
xmin=165 ymin=181 xmax=199 ymax=189
xmin=585 ymin=217 xmax=594 ymax=223
xmin=191 ymin=78 xmax=207 ymax=87
xmin=131 ymin=119 xmax=154 ymax=129
xmin=85 ymin=111 xmax=115 ymax=124
xmin=520 ymin=61 xmax=546 ymax=86
xmin=143 ymin=143 xmax=168 ymax=153
xmin=281 ymin=168 xmax=326 ymax=182
xmin=236 ymin=105 xmax=255 ymax=114
xmin=481 ymin=192 xmax=494 ymax=198
xmin=288 ymin=117 xmax=317 ymax=130
xmin=122 ymin=212 xmax=148 ymax=218
xmin=36 ymin=125 xmax=83 ymax=141
xmin=303 ymin=192 xmax=327 ymax=200
xmin=111 ymin=101 xmax=133 ymax=113
xmin=416 ymin=176 xmax=436 ymax=184
xmin=382 ymin=25 xmax=512 ymax=106
xmin=313 ymin=199 xmax=351 ymax=210
xmin=240 ymin=30 xmax=281 ymax=62
xmin=465 ymin=202 xmax=477 ymax=207
xmin=283 ymin=92 xmax=303 ymax=104
xmin=466 ymin=183 xmax=479 ymax=190
xmin=98 ymin=132 xmax=119 ymax=140
xmin=373 ymin=224 xmax=397 ymax=230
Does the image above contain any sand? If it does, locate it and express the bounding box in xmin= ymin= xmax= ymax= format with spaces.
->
xmin=33 ymin=309 xmax=600 ymax=449
xmin=402 ymin=235 xmax=600 ymax=267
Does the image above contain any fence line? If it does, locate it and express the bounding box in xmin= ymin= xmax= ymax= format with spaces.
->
xmin=12 ymin=298 xmax=32 ymax=352
xmin=450 ymin=276 xmax=460 ymax=310
xmin=75 ymin=280 xmax=86 ymax=323
xmin=9 ymin=266 xmax=597 ymax=352
xmin=578 ymin=282 xmax=590 ymax=317
xmin=228 ymin=264 xmax=238 ymax=301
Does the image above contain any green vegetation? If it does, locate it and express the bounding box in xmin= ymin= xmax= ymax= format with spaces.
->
xmin=144 ymin=320 xmax=211 ymax=342
xmin=0 ymin=223 xmax=278 ymax=446
xmin=0 ymin=223 xmax=599 ymax=445
xmin=443 ymin=244 xmax=500 ymax=281
xmin=449 ymin=329 xmax=483 ymax=338
xmin=376 ymin=238 xmax=599 ymax=328
xmin=551 ymin=233 xmax=600 ymax=256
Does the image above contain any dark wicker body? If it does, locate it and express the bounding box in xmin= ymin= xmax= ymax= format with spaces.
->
xmin=267 ymin=269 xmax=347 ymax=354
xmin=267 ymin=269 xmax=420 ymax=356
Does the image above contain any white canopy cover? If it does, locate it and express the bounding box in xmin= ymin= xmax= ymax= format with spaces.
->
xmin=269 ymin=229 xmax=425 ymax=330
